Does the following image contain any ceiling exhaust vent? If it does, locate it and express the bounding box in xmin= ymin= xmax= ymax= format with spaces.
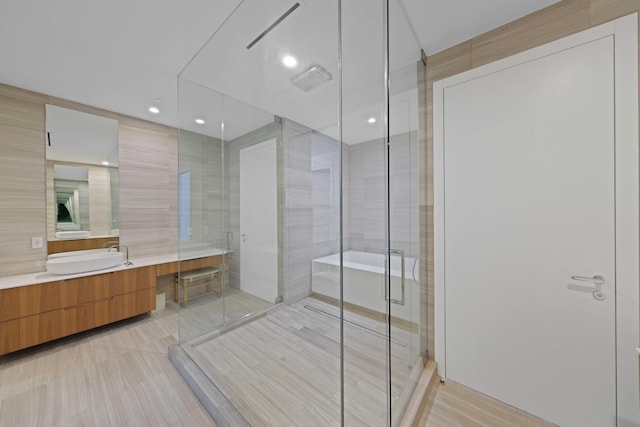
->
xmin=291 ymin=65 xmax=332 ymax=92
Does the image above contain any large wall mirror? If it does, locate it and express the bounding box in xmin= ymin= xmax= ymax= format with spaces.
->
xmin=45 ymin=105 xmax=119 ymax=242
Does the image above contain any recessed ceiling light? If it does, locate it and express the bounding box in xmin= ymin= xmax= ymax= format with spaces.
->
xmin=368 ymin=117 xmax=376 ymax=124
xmin=195 ymin=118 xmax=205 ymax=125
xmin=282 ymin=55 xmax=298 ymax=68
xmin=149 ymin=106 xmax=160 ymax=114
xmin=102 ymin=161 xmax=109 ymax=166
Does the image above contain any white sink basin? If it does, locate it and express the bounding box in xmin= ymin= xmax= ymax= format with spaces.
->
xmin=46 ymin=251 xmax=124 ymax=275
xmin=55 ymin=230 xmax=91 ymax=239
xmin=47 ymin=248 xmax=110 ymax=260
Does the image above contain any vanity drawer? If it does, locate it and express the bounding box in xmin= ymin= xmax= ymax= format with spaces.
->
xmin=0 ymin=309 xmax=65 ymax=355
xmin=64 ymin=273 xmax=113 ymax=306
xmin=156 ymin=255 xmax=228 ymax=276
xmin=107 ymin=288 xmax=155 ymax=323
xmin=63 ymin=299 xmax=109 ymax=335
xmin=180 ymin=255 xmax=227 ymax=272
xmin=0 ymin=281 xmax=65 ymax=322
xmin=156 ymin=262 xmax=178 ymax=276
xmin=111 ymin=266 xmax=156 ymax=296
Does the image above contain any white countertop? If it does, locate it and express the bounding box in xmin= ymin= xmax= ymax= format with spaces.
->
xmin=0 ymin=248 xmax=228 ymax=291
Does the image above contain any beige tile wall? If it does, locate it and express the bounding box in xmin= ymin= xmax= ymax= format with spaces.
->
xmin=423 ymin=0 xmax=640 ymax=359
xmin=0 ymin=83 xmax=179 ymax=276
xmin=117 ymin=117 xmax=178 ymax=258
xmin=282 ymin=119 xmax=314 ymax=303
xmin=177 ymin=130 xmax=223 ymax=249
xmin=88 ymin=165 xmax=111 ymax=237
xmin=0 ymin=85 xmax=48 ymax=276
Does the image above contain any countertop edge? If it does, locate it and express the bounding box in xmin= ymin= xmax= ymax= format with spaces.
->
xmin=0 ymin=249 xmax=228 ymax=290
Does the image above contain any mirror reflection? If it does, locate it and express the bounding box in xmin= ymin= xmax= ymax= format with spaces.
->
xmin=54 ymin=165 xmax=89 ymax=233
xmin=45 ymin=105 xmax=119 ymax=240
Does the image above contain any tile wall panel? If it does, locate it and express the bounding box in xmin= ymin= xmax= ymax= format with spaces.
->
xmin=283 ymin=119 xmax=314 ymax=303
xmin=0 ymin=85 xmax=47 ymax=276
xmin=0 ymin=83 xmax=181 ymax=276
xmin=118 ymin=121 xmax=178 ymax=257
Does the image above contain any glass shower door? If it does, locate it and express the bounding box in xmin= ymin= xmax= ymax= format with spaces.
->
xmin=387 ymin=59 xmax=423 ymax=424
xmin=176 ymin=82 xmax=281 ymax=345
xmin=387 ymin=1 xmax=424 ymax=423
xmin=340 ymin=0 xmax=393 ymax=424
xmin=341 ymin=0 xmax=424 ymax=424
xmin=177 ymin=80 xmax=226 ymax=344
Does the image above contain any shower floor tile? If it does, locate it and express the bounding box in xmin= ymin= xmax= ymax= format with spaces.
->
xmin=186 ymin=297 xmax=419 ymax=427
xmin=179 ymin=286 xmax=272 ymax=343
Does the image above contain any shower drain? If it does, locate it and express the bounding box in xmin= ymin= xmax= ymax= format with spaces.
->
xmin=303 ymin=304 xmax=408 ymax=347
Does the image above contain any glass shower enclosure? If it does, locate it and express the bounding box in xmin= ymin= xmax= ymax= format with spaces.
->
xmin=173 ymin=0 xmax=424 ymax=425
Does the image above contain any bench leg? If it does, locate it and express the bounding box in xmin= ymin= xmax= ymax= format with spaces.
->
xmin=216 ymin=271 xmax=222 ymax=296
xmin=184 ymin=280 xmax=188 ymax=307
xmin=174 ymin=274 xmax=178 ymax=303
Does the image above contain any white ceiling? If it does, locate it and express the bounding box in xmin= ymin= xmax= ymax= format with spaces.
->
xmin=402 ymin=0 xmax=560 ymax=55
xmin=0 ymin=0 xmax=559 ymax=142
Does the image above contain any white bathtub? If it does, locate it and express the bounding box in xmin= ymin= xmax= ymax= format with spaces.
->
xmin=311 ymin=250 xmax=419 ymax=322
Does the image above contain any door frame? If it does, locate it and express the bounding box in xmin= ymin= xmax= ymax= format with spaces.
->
xmin=433 ymin=14 xmax=639 ymax=423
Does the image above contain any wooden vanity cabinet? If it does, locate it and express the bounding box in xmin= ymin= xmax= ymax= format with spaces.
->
xmin=0 ymin=266 xmax=156 ymax=355
xmin=0 ymin=280 xmax=65 ymax=322
xmin=0 ymin=310 xmax=65 ymax=355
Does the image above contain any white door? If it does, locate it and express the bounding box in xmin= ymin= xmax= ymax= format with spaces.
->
xmin=440 ymin=35 xmax=617 ymax=426
xmin=240 ymin=139 xmax=278 ymax=303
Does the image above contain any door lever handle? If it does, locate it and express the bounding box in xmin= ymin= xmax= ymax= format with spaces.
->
xmin=571 ymin=275 xmax=606 ymax=286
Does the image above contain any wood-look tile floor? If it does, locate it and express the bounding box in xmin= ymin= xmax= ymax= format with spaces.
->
xmin=179 ymin=286 xmax=272 ymax=343
xmin=419 ymin=380 xmax=556 ymax=427
xmin=0 ymin=306 xmax=216 ymax=427
xmin=185 ymin=297 xmax=420 ymax=427
xmin=0 ymin=292 xmax=556 ymax=427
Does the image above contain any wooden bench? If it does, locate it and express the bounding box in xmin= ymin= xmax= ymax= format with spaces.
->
xmin=174 ymin=267 xmax=221 ymax=306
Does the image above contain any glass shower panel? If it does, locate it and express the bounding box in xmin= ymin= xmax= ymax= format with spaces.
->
xmin=219 ymin=95 xmax=283 ymax=322
xmin=177 ymin=78 xmax=226 ymax=344
xmin=341 ymin=0 xmax=424 ymax=424
xmin=388 ymin=0 xmax=424 ymax=423
xmin=178 ymin=0 xmax=342 ymax=425
xmin=340 ymin=0 xmax=391 ymax=425
xmin=387 ymin=63 xmax=423 ymax=424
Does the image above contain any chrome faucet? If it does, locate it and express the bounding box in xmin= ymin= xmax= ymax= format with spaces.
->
xmin=106 ymin=242 xmax=133 ymax=267
xmin=120 ymin=245 xmax=133 ymax=267
xmin=104 ymin=240 xmax=119 ymax=249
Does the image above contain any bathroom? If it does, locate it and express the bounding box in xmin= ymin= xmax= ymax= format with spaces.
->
xmin=0 ymin=0 xmax=425 ymax=424
xmin=1 ymin=1 xmax=640 ymax=427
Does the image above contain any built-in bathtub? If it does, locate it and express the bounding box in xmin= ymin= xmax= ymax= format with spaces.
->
xmin=311 ymin=250 xmax=419 ymax=322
